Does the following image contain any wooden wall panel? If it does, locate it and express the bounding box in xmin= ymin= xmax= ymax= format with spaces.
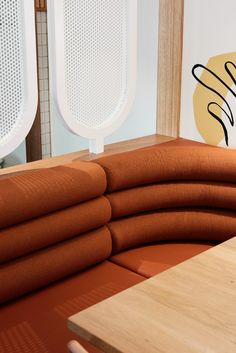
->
xmin=156 ymin=0 xmax=184 ymax=137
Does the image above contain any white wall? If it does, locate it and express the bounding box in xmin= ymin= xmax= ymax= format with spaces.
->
xmin=180 ymin=0 xmax=236 ymax=147
xmin=50 ymin=0 xmax=158 ymax=156
xmin=4 ymin=141 xmax=26 ymax=168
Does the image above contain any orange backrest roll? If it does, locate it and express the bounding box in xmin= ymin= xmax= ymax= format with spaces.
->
xmin=0 ymin=227 xmax=112 ymax=304
xmin=0 ymin=161 xmax=106 ymax=229
xmin=96 ymin=143 xmax=236 ymax=252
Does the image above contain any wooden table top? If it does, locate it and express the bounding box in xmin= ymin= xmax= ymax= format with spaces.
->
xmin=68 ymin=237 xmax=236 ymax=353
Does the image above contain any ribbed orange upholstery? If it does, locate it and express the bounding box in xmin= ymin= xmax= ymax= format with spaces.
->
xmin=0 ymin=160 xmax=112 ymax=306
xmin=95 ymin=142 xmax=236 ymax=256
xmin=0 ymin=261 xmax=145 ymax=353
xmin=0 ymin=227 xmax=112 ymax=304
xmin=0 ymin=161 xmax=106 ymax=228
xmin=0 ymin=169 xmax=39 ymax=180
xmin=107 ymin=182 xmax=236 ymax=218
xmin=108 ymin=210 xmax=234 ymax=253
xmin=0 ymin=196 xmax=111 ymax=263
xmin=1 ymin=138 xmax=236 ymax=353
xmin=96 ymin=144 xmax=236 ymax=192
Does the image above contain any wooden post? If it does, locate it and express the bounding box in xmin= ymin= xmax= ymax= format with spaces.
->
xmin=35 ymin=0 xmax=47 ymax=11
xmin=26 ymin=0 xmax=47 ymax=162
xmin=156 ymin=0 xmax=184 ymax=137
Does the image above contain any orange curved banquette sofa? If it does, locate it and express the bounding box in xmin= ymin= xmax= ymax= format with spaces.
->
xmin=0 ymin=139 xmax=235 ymax=353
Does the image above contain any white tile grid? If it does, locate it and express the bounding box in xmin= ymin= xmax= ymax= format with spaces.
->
xmin=36 ymin=11 xmax=51 ymax=160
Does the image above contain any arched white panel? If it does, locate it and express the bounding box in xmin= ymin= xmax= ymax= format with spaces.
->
xmin=48 ymin=0 xmax=137 ymax=153
xmin=0 ymin=0 xmax=38 ymax=159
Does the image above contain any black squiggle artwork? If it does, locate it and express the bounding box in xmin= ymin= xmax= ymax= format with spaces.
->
xmin=192 ymin=61 xmax=236 ymax=146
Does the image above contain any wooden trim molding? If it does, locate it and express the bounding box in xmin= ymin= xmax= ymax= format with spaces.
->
xmin=26 ymin=2 xmax=43 ymax=162
xmin=0 ymin=134 xmax=175 ymax=176
xmin=26 ymin=105 xmax=42 ymax=162
xmin=35 ymin=0 xmax=47 ymax=12
xmin=156 ymin=0 xmax=184 ymax=137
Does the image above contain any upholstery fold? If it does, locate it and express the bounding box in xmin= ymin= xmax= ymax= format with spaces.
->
xmin=0 ymin=161 xmax=106 ymax=229
xmin=96 ymin=145 xmax=236 ymax=192
xmin=0 ymin=226 xmax=112 ymax=304
xmin=108 ymin=209 xmax=235 ymax=253
xmin=107 ymin=182 xmax=236 ymax=218
xmin=0 ymin=196 xmax=111 ymax=263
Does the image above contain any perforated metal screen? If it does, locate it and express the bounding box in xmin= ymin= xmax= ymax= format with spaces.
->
xmin=64 ymin=0 xmax=129 ymax=128
xmin=0 ymin=0 xmax=25 ymax=142
xmin=0 ymin=0 xmax=37 ymax=158
xmin=48 ymin=0 xmax=137 ymax=151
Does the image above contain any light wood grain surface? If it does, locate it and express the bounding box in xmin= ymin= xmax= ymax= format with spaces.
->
xmin=157 ymin=0 xmax=184 ymax=137
xmin=35 ymin=0 xmax=47 ymax=11
xmin=0 ymin=134 xmax=174 ymax=176
xmin=68 ymin=237 xmax=236 ymax=353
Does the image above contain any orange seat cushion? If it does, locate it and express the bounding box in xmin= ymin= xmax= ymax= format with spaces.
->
xmin=110 ymin=242 xmax=214 ymax=278
xmin=0 ymin=261 xmax=145 ymax=353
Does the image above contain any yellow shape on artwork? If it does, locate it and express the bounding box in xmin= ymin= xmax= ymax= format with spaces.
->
xmin=193 ymin=52 xmax=236 ymax=146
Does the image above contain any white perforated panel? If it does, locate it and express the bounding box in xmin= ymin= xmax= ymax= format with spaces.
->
xmin=48 ymin=0 xmax=137 ymax=152
xmin=64 ymin=0 xmax=128 ymax=128
xmin=0 ymin=0 xmax=37 ymax=158
xmin=0 ymin=0 xmax=24 ymax=142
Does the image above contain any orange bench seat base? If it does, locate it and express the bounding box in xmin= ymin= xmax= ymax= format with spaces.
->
xmin=0 ymin=261 xmax=145 ymax=353
xmin=110 ymin=242 xmax=214 ymax=278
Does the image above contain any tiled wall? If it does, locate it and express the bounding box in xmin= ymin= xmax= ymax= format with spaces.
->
xmin=36 ymin=11 xmax=51 ymax=160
